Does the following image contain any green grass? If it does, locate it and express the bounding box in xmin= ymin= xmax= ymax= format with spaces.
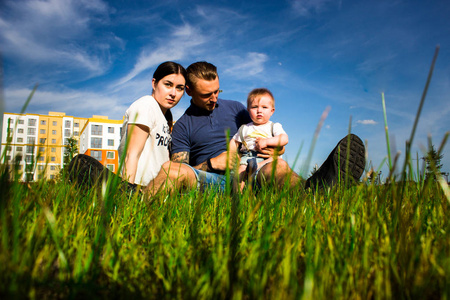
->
xmin=0 ymin=172 xmax=449 ymax=299
xmin=1 ymin=45 xmax=449 ymax=299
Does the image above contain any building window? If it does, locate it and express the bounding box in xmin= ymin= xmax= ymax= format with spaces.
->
xmin=40 ymin=129 xmax=46 ymax=134
xmin=25 ymin=155 xmax=33 ymax=163
xmin=16 ymin=146 xmax=23 ymax=151
xmin=107 ymin=151 xmax=115 ymax=159
xmin=106 ymin=164 xmax=115 ymax=172
xmin=53 ymin=121 xmax=57 ymax=126
xmin=39 ymin=138 xmax=46 ymax=144
xmin=91 ymin=137 xmax=102 ymax=148
xmin=52 ymin=130 xmax=56 ymax=135
xmin=108 ymin=139 xmax=114 ymax=146
xmin=28 ymin=119 xmax=36 ymax=126
xmin=74 ymin=122 xmax=79 ymax=128
xmin=50 ymin=166 xmax=56 ymax=171
xmin=91 ymin=150 xmax=102 ymax=161
xmin=6 ymin=146 xmax=12 ymax=151
xmin=91 ymin=125 xmax=103 ymax=136
xmin=18 ymin=128 xmax=24 ymax=133
xmin=50 ymin=175 xmax=55 ymax=179
xmin=51 ymin=157 xmax=56 ymax=162
xmin=52 ymin=139 xmax=56 ymax=144
xmin=108 ymin=127 xmax=114 ymax=134
xmin=38 ymin=147 xmax=45 ymax=152
xmin=27 ymin=128 xmax=36 ymax=135
xmin=65 ymin=120 xmax=71 ymax=128
xmin=18 ymin=120 xmax=24 ymax=125
xmin=26 ymin=146 xmax=34 ymax=154
xmin=27 ymin=137 xmax=36 ymax=144
xmin=40 ymin=120 xmax=46 ymax=125
xmin=8 ymin=118 xmax=14 ymax=124
xmin=74 ymin=131 xmax=79 ymax=136
xmin=64 ymin=129 xmax=71 ymax=136
xmin=51 ymin=148 xmax=56 ymax=152
xmin=38 ymin=156 xmax=45 ymax=161
xmin=38 ymin=165 xmax=44 ymax=171
xmin=17 ymin=137 xmax=23 ymax=143
xmin=6 ymin=156 xmax=11 ymax=161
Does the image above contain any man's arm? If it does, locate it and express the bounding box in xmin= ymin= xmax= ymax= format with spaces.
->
xmin=193 ymin=141 xmax=240 ymax=172
xmin=257 ymin=145 xmax=286 ymax=159
xmin=171 ymin=151 xmax=190 ymax=164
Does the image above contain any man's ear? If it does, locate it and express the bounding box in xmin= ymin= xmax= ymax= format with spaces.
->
xmin=186 ymin=85 xmax=192 ymax=96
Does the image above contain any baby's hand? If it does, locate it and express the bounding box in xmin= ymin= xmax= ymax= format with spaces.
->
xmin=255 ymin=138 xmax=267 ymax=152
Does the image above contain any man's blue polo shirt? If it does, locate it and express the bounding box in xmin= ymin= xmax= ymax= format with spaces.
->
xmin=172 ymin=99 xmax=251 ymax=166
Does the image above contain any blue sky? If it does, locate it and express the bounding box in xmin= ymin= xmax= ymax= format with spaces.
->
xmin=1 ymin=0 xmax=449 ymax=179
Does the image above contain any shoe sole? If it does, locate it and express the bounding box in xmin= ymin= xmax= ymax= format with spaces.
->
xmin=66 ymin=154 xmax=108 ymax=186
xmin=306 ymin=134 xmax=366 ymax=189
xmin=333 ymin=134 xmax=366 ymax=184
xmin=67 ymin=154 xmax=140 ymax=195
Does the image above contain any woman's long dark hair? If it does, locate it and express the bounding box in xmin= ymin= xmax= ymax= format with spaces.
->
xmin=153 ymin=61 xmax=187 ymax=85
xmin=153 ymin=61 xmax=187 ymax=132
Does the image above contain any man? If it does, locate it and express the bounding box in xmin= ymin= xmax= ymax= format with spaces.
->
xmin=144 ymin=61 xmax=366 ymax=195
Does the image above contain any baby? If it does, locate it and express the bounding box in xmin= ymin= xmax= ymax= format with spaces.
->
xmin=232 ymin=88 xmax=288 ymax=190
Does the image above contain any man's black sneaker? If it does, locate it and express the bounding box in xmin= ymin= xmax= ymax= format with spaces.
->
xmin=305 ymin=134 xmax=366 ymax=189
xmin=66 ymin=154 xmax=110 ymax=187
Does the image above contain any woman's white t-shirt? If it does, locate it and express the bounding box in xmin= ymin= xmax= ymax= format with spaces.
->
xmin=118 ymin=95 xmax=171 ymax=186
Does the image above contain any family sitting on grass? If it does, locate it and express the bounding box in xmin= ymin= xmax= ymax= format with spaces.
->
xmin=67 ymin=61 xmax=366 ymax=197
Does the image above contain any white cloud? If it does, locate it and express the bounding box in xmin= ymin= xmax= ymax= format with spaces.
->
xmin=356 ymin=53 xmax=397 ymax=74
xmin=115 ymin=24 xmax=206 ymax=86
xmin=0 ymin=0 xmax=113 ymax=76
xmin=223 ymin=52 xmax=268 ymax=78
xmin=4 ymin=87 xmax=127 ymax=120
xmin=290 ymin=0 xmax=334 ymax=16
xmin=357 ymin=119 xmax=378 ymax=125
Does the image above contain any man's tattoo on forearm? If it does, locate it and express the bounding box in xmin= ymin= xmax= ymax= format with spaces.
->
xmin=171 ymin=151 xmax=189 ymax=163
xmin=197 ymin=161 xmax=209 ymax=172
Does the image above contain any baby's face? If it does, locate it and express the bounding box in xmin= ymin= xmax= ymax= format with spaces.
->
xmin=248 ymin=95 xmax=275 ymax=125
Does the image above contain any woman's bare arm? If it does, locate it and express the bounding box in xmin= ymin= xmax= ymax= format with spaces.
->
xmin=123 ymin=124 xmax=149 ymax=183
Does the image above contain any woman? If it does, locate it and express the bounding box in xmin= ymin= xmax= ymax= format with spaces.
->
xmin=118 ymin=61 xmax=187 ymax=185
xmin=67 ymin=61 xmax=186 ymax=188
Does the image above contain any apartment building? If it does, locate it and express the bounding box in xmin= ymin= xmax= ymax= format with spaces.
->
xmin=78 ymin=116 xmax=123 ymax=173
xmin=1 ymin=112 xmax=123 ymax=181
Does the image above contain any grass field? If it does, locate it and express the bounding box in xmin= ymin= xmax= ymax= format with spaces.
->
xmin=0 ymin=168 xmax=449 ymax=299
xmin=1 ymin=46 xmax=448 ymax=299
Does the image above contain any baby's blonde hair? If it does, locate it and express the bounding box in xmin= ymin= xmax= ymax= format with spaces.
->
xmin=247 ymin=88 xmax=275 ymax=108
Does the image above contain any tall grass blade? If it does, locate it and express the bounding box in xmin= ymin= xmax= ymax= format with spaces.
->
xmin=400 ymin=46 xmax=439 ymax=181
xmin=301 ymin=106 xmax=331 ymax=177
xmin=381 ymin=92 xmax=393 ymax=170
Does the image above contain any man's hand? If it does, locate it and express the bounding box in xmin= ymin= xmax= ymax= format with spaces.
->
xmin=257 ymin=144 xmax=285 ymax=159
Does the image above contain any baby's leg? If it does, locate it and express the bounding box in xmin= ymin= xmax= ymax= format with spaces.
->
xmin=257 ymin=157 xmax=273 ymax=169
xmin=238 ymin=164 xmax=247 ymax=191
